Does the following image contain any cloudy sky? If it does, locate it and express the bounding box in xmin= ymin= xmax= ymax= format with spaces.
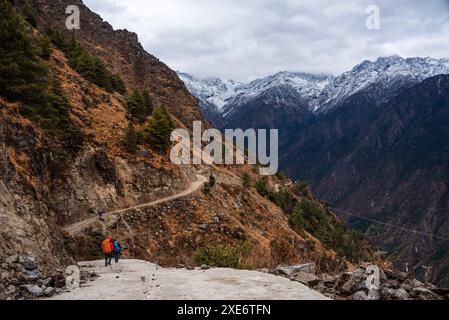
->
xmin=84 ymin=0 xmax=449 ymax=81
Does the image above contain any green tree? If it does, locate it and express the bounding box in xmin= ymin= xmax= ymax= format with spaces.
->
xmin=0 ymin=0 xmax=70 ymax=129
xmin=255 ymin=177 xmax=270 ymax=197
xmin=242 ymin=172 xmax=251 ymax=188
xmin=111 ymin=74 xmax=126 ymax=94
xmin=146 ymin=106 xmax=174 ymax=151
xmin=47 ymin=29 xmax=126 ymax=94
xmin=126 ymin=89 xmax=153 ymax=122
xmin=21 ymin=4 xmax=37 ymax=28
xmin=124 ymin=123 xmax=143 ymax=154
xmin=38 ymin=35 xmax=52 ymax=60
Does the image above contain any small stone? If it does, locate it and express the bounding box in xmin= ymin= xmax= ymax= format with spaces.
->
xmin=23 ymin=269 xmax=42 ymax=281
xmin=199 ymin=224 xmax=207 ymax=230
xmin=44 ymin=287 xmax=56 ymax=296
xmin=20 ymin=256 xmax=37 ymax=271
xmin=367 ymin=289 xmax=381 ymax=300
xmin=40 ymin=277 xmax=53 ymax=287
xmin=25 ymin=284 xmax=44 ymax=297
xmin=200 ymin=265 xmax=210 ymax=270
xmin=6 ymin=285 xmax=17 ymax=294
xmin=6 ymin=255 xmax=19 ymax=264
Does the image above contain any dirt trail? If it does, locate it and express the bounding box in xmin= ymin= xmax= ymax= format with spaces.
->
xmin=64 ymin=174 xmax=207 ymax=236
xmin=48 ymin=260 xmax=329 ymax=300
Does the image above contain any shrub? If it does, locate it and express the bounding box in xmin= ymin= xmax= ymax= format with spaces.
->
xmin=242 ymin=172 xmax=251 ymax=188
xmin=255 ymin=176 xmax=270 ymax=197
xmin=194 ymin=242 xmax=253 ymax=269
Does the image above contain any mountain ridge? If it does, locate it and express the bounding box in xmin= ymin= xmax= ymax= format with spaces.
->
xmin=179 ymin=55 xmax=449 ymax=123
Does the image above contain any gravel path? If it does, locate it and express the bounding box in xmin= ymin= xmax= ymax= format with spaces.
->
xmin=63 ymin=175 xmax=207 ymax=236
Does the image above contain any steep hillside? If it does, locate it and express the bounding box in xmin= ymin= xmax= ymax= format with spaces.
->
xmin=286 ymin=75 xmax=449 ymax=285
xmin=0 ymin=0 xmax=372 ymax=299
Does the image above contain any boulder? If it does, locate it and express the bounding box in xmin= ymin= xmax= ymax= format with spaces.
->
xmin=292 ymin=271 xmax=321 ymax=287
xmin=349 ymin=291 xmax=367 ymax=300
xmin=384 ymin=269 xmax=409 ymax=281
xmin=25 ymin=284 xmax=44 ymax=297
xmin=19 ymin=256 xmax=37 ymax=271
xmin=275 ymin=263 xmax=315 ymax=276
xmin=367 ymin=289 xmax=381 ymax=300
xmin=413 ymin=287 xmax=441 ymax=300
xmin=381 ymin=288 xmax=410 ymax=300
xmin=338 ymin=269 xmax=366 ymax=295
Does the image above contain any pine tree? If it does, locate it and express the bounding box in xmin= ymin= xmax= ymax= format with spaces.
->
xmin=94 ymin=58 xmax=113 ymax=92
xmin=142 ymin=90 xmax=153 ymax=115
xmin=242 ymin=172 xmax=251 ymax=188
xmin=0 ymin=0 xmax=70 ymax=129
xmin=38 ymin=35 xmax=52 ymax=60
xmin=124 ymin=123 xmax=143 ymax=154
xmin=47 ymin=29 xmax=126 ymax=94
xmin=126 ymin=89 xmax=153 ymax=122
xmin=21 ymin=4 xmax=37 ymax=28
xmin=146 ymin=106 xmax=174 ymax=151
xmin=111 ymin=74 xmax=126 ymax=94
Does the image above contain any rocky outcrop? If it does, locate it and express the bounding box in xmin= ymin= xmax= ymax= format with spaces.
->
xmin=0 ymin=255 xmax=64 ymax=300
xmin=275 ymin=263 xmax=449 ymax=300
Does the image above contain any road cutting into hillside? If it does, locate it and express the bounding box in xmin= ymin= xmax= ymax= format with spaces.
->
xmin=48 ymin=260 xmax=329 ymax=300
xmin=64 ymin=174 xmax=208 ymax=236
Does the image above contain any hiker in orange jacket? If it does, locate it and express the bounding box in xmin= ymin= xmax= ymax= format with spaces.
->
xmin=102 ymin=236 xmax=114 ymax=266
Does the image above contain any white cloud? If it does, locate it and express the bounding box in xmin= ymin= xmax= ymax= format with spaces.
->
xmin=84 ymin=0 xmax=449 ymax=81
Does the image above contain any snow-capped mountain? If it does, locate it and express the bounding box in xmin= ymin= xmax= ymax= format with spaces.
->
xmin=178 ymin=71 xmax=333 ymax=116
xmin=179 ymin=55 xmax=449 ymax=121
xmin=314 ymin=55 xmax=449 ymax=112
xmin=177 ymin=72 xmax=243 ymax=112
xmin=222 ymin=72 xmax=332 ymax=117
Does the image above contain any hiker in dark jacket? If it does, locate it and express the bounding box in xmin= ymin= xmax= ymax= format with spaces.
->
xmin=113 ymin=239 xmax=121 ymax=263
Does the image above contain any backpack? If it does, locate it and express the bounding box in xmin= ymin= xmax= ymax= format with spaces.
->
xmin=113 ymin=241 xmax=121 ymax=252
xmin=102 ymin=239 xmax=112 ymax=254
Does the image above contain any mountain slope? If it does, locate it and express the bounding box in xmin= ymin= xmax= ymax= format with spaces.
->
xmin=0 ymin=0 xmax=371 ymax=299
xmin=286 ymin=75 xmax=449 ymax=285
xmin=179 ymin=56 xmax=449 ymax=285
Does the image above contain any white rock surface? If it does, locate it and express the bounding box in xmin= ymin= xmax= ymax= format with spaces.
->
xmin=48 ymin=260 xmax=328 ymax=300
